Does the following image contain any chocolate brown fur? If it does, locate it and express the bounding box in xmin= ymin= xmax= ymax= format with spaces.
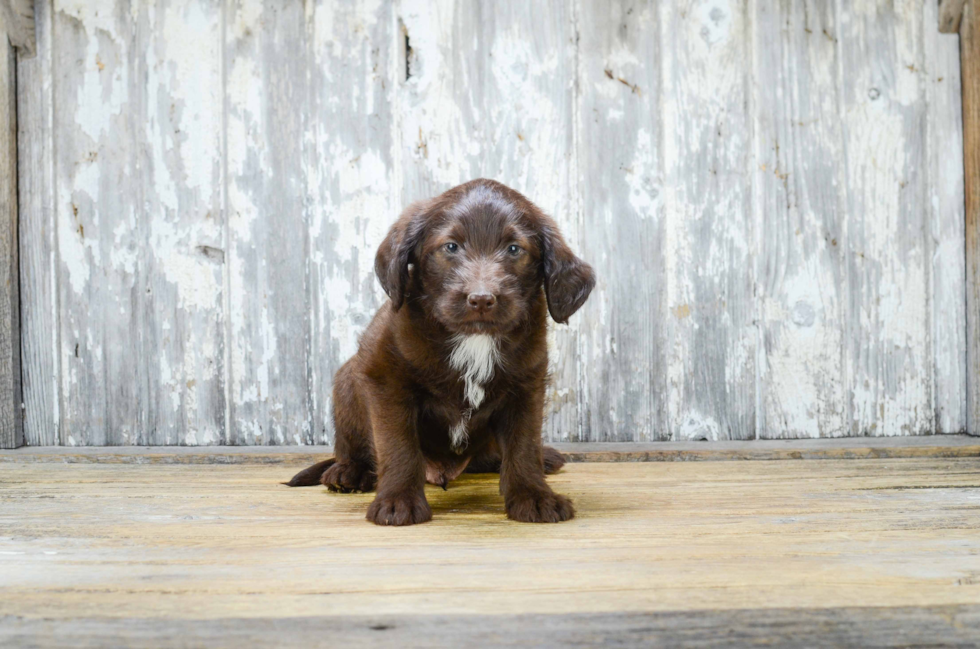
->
xmin=287 ymin=179 xmax=594 ymax=525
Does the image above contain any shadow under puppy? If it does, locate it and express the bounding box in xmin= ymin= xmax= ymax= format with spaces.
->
xmin=286 ymin=179 xmax=595 ymax=525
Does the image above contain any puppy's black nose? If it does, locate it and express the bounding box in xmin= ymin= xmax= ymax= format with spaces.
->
xmin=467 ymin=293 xmax=496 ymax=312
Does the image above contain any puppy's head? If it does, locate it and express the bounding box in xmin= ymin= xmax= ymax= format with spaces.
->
xmin=375 ymin=179 xmax=595 ymax=335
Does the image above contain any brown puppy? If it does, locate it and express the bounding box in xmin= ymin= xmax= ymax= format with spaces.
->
xmin=286 ymin=179 xmax=595 ymax=525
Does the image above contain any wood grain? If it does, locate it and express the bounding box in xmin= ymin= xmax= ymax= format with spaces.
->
xmin=138 ymin=0 xmax=227 ymax=445
xmin=837 ymin=0 xmax=932 ymax=436
xmin=662 ymin=0 xmax=755 ymax=440
xmin=753 ymin=0 xmax=845 ymax=438
xmin=306 ymin=0 xmax=396 ymax=446
xmin=573 ymin=0 xmax=668 ymax=441
xmin=224 ymin=0 xmax=312 ymax=444
xmin=0 ymin=37 xmax=21 ymax=449
xmin=15 ymin=0 xmax=57 ymax=446
xmin=964 ymin=0 xmax=980 ymax=436
xmin=925 ymin=0 xmax=968 ymax=434
xmin=3 ymin=606 xmax=980 ymax=648
xmin=1 ymin=459 xmax=979 ymax=636
xmin=53 ymin=0 xmax=147 ymax=445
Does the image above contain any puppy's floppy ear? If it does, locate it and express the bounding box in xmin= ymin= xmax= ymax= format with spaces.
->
xmin=539 ymin=216 xmax=596 ymax=324
xmin=375 ymin=201 xmax=430 ymax=310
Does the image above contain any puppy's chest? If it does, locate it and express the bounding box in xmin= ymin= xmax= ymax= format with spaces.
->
xmin=438 ymin=334 xmax=505 ymax=452
xmin=446 ymin=334 xmax=501 ymax=409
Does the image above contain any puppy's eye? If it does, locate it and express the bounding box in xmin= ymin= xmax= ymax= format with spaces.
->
xmin=507 ymin=244 xmax=522 ymax=256
xmin=444 ymin=242 xmax=459 ymax=254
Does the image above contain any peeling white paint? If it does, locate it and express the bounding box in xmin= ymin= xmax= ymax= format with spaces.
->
xmin=74 ymin=34 xmax=128 ymax=142
xmin=162 ymin=1 xmax=221 ymax=200
xmin=23 ymin=0 xmax=968 ymax=446
xmin=149 ymin=219 xmax=221 ymax=311
xmin=625 ymin=128 xmax=659 ymax=220
xmin=697 ymin=0 xmax=732 ymax=47
xmin=678 ymin=411 xmax=721 ymax=441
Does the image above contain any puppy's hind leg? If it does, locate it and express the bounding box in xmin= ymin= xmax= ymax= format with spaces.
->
xmin=464 ymin=444 xmax=566 ymax=475
xmin=322 ymin=361 xmax=377 ymax=493
xmin=283 ymin=459 xmax=336 ymax=487
xmin=542 ymin=446 xmax=566 ymax=474
xmin=284 ymin=360 xmax=377 ymax=493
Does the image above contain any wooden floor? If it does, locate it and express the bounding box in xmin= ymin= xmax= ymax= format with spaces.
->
xmin=2 ymin=456 xmax=980 ymax=647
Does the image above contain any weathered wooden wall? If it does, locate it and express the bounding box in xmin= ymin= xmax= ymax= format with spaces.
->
xmin=16 ymin=0 xmax=969 ymax=445
xmin=961 ymin=0 xmax=980 ymax=437
xmin=0 ymin=2 xmax=24 ymax=449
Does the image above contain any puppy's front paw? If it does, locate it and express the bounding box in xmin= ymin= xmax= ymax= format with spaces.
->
xmin=506 ymin=490 xmax=575 ymax=523
xmin=367 ymin=491 xmax=432 ymax=526
xmin=322 ymin=461 xmax=376 ymax=493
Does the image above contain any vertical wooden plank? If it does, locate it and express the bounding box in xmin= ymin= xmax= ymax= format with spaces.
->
xmin=925 ymin=0 xmax=967 ymax=434
xmin=398 ymin=0 xmax=574 ymax=231
xmin=53 ymin=0 xmax=145 ymax=445
xmin=225 ymin=0 xmax=311 ymax=445
xmin=753 ymin=1 xmax=846 ymax=438
xmin=836 ymin=0 xmax=932 ymax=436
xmin=306 ymin=0 xmax=395 ymax=446
xmin=661 ymin=0 xmax=755 ymax=441
xmin=397 ymin=0 xmax=578 ymax=440
xmin=396 ymin=0 xmax=455 ymax=204
xmin=139 ymin=0 xmax=225 ymax=445
xmin=17 ymin=0 xmax=58 ymax=445
xmin=573 ymin=0 xmax=667 ymax=441
xmin=0 ymin=33 xmax=22 ymax=449
xmin=963 ymin=0 xmax=980 ymax=436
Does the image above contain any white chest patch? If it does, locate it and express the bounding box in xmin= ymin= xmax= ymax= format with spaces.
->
xmin=447 ymin=334 xmax=500 ymax=452
xmin=449 ymin=413 xmax=471 ymax=453
xmin=448 ymin=334 xmax=500 ymax=409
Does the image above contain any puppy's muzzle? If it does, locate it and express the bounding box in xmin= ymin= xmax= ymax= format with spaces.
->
xmin=467 ymin=292 xmax=496 ymax=314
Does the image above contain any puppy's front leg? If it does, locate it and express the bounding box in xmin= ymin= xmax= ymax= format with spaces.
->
xmin=365 ymin=392 xmax=431 ymax=526
xmin=496 ymin=391 xmax=575 ymax=523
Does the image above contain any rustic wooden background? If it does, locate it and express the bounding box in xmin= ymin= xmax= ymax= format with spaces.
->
xmin=17 ymin=0 xmax=968 ymax=445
